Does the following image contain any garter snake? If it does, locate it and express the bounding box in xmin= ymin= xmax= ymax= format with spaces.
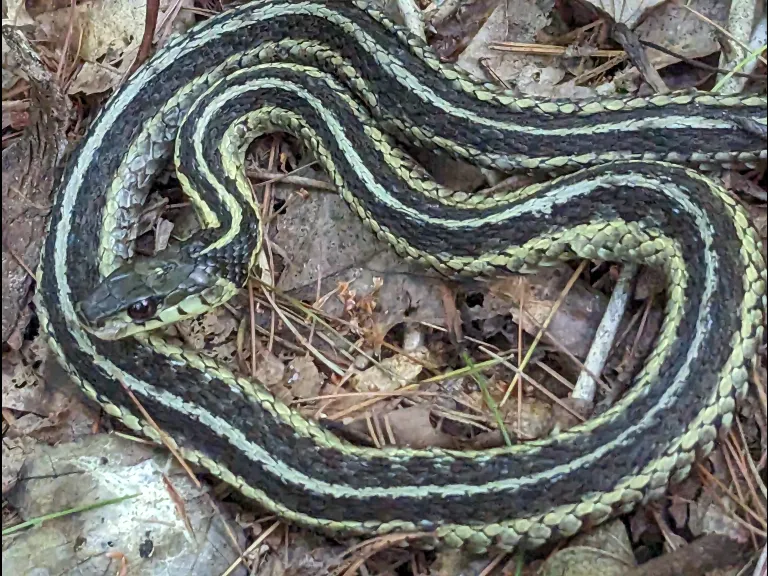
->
xmin=34 ymin=0 xmax=767 ymax=553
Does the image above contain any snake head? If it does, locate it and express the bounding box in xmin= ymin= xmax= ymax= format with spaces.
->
xmin=77 ymin=250 xmax=238 ymax=340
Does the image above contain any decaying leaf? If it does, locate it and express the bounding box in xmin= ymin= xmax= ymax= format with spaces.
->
xmin=352 ymin=349 xmax=430 ymax=393
xmin=484 ymin=266 xmax=610 ymax=359
xmin=66 ymin=61 xmax=121 ymax=95
xmin=285 ymin=355 xmax=323 ymax=399
xmin=539 ymin=519 xmax=635 ymax=575
xmin=581 ymin=0 xmax=667 ymax=29
xmin=633 ymin=0 xmax=730 ymax=76
xmin=384 ymin=405 xmax=456 ymax=449
xmin=455 ymin=0 xmax=555 ymax=83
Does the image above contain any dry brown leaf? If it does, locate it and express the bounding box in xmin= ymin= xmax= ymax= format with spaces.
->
xmin=515 ymin=64 xmax=598 ymax=99
xmin=253 ymin=349 xmax=286 ymax=389
xmin=2 ymin=350 xmax=44 ymax=413
xmin=352 ymin=349 xmax=429 ymax=393
xmin=2 ymin=0 xmax=36 ymax=27
xmin=688 ymin=497 xmax=750 ymax=542
xmin=1 ymin=100 xmax=30 ymax=131
xmin=153 ymin=217 xmax=175 ymax=253
xmin=629 ymin=506 xmax=656 ymax=544
xmin=455 ymin=0 xmax=554 ymax=83
xmin=66 ymin=61 xmax=121 ymax=95
xmin=503 ymin=395 xmax=554 ymax=439
xmin=583 ymin=0 xmax=667 ymax=29
xmin=484 ymin=266 xmax=609 ymax=358
xmin=428 ymin=0 xmax=501 ymax=60
xmin=35 ymin=0 xmax=184 ymax=62
xmin=539 ymin=518 xmax=635 ymax=575
xmin=175 ymin=308 xmax=237 ymax=350
xmin=668 ymin=498 xmax=689 ymax=531
xmin=2 ymin=436 xmax=37 ymax=494
xmin=635 ymin=0 xmax=730 ymax=70
xmin=285 ymin=356 xmax=323 ymax=400
xmin=384 ymin=405 xmax=456 ymax=449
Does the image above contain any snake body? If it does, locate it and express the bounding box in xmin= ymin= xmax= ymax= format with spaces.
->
xmin=35 ymin=0 xmax=767 ymax=553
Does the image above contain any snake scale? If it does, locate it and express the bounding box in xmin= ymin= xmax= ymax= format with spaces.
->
xmin=35 ymin=0 xmax=767 ymax=553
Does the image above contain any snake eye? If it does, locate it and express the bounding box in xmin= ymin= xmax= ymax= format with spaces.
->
xmin=127 ymin=298 xmax=158 ymax=321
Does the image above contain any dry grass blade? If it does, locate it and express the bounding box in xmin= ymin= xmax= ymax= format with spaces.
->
xmin=500 ymin=260 xmax=588 ymax=407
xmin=55 ymin=0 xmax=76 ymax=84
xmin=736 ymin=417 xmax=767 ymax=500
xmin=254 ymin=284 xmax=434 ymax=380
xmin=752 ymin=545 xmax=766 ymax=576
xmin=488 ymin=42 xmax=625 ymax=58
xmin=6 ymin=247 xmax=35 ymax=278
xmin=219 ymin=520 xmax=281 ymax=576
xmin=478 ymin=552 xmax=507 ymax=576
xmin=261 ymin=138 xmax=280 ymax=353
xmin=479 ymin=345 xmax=587 ymax=423
xmin=722 ymin=441 xmax=759 ymax=548
xmin=331 ymin=532 xmax=429 ymax=576
xmin=517 ymin=307 xmax=613 ymax=394
xmin=324 ymin=384 xmax=420 ymax=421
xmin=260 ymin=281 xmax=345 ymax=377
xmin=162 ymin=475 xmax=195 ymax=539
xmin=697 ymin=464 xmax=768 ymax=532
xmin=728 ymin=429 xmax=767 ymax=518
xmin=129 ymin=0 xmax=160 ymax=74
xmin=295 ymin=390 xmax=441 ymax=403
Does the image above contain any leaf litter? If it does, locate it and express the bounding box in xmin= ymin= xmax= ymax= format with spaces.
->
xmin=2 ymin=0 xmax=767 ymax=573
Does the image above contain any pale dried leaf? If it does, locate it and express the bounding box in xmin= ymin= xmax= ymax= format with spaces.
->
xmin=154 ymin=217 xmax=174 ymax=253
xmin=668 ymin=499 xmax=688 ymax=530
xmin=385 ymin=405 xmax=455 ymax=449
xmin=455 ymin=0 xmax=554 ymax=84
xmin=2 ymin=351 xmax=44 ymax=412
xmin=176 ymin=308 xmax=237 ymax=350
xmin=629 ymin=507 xmax=655 ymax=543
xmin=2 ymin=105 xmax=30 ymax=134
xmin=688 ymin=499 xmax=750 ymax=541
xmin=635 ymin=0 xmax=729 ymax=70
xmin=274 ymin=177 xmax=383 ymax=293
xmin=516 ymin=64 xmax=598 ymax=99
xmin=285 ymin=356 xmax=323 ymax=400
xmin=352 ymin=349 xmax=429 ymax=393
xmin=584 ymin=0 xmax=667 ymax=29
xmin=502 ymin=396 xmax=554 ymax=439
xmin=484 ymin=266 xmax=609 ymax=358
xmin=200 ymin=309 xmax=237 ymax=345
xmin=2 ymin=0 xmax=36 ymax=27
xmin=428 ymin=0 xmax=501 ymax=60
xmin=540 ymin=519 xmax=635 ymax=575
xmin=35 ymin=0 xmax=176 ymax=62
xmin=552 ymin=397 xmax=593 ymax=432
xmin=254 ymin=349 xmax=286 ymax=389
xmin=67 ymin=61 xmax=121 ymax=95
xmin=2 ymin=436 xmax=37 ymax=494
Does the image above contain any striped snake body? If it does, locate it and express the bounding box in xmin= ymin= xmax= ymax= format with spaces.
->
xmin=35 ymin=0 xmax=767 ymax=553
